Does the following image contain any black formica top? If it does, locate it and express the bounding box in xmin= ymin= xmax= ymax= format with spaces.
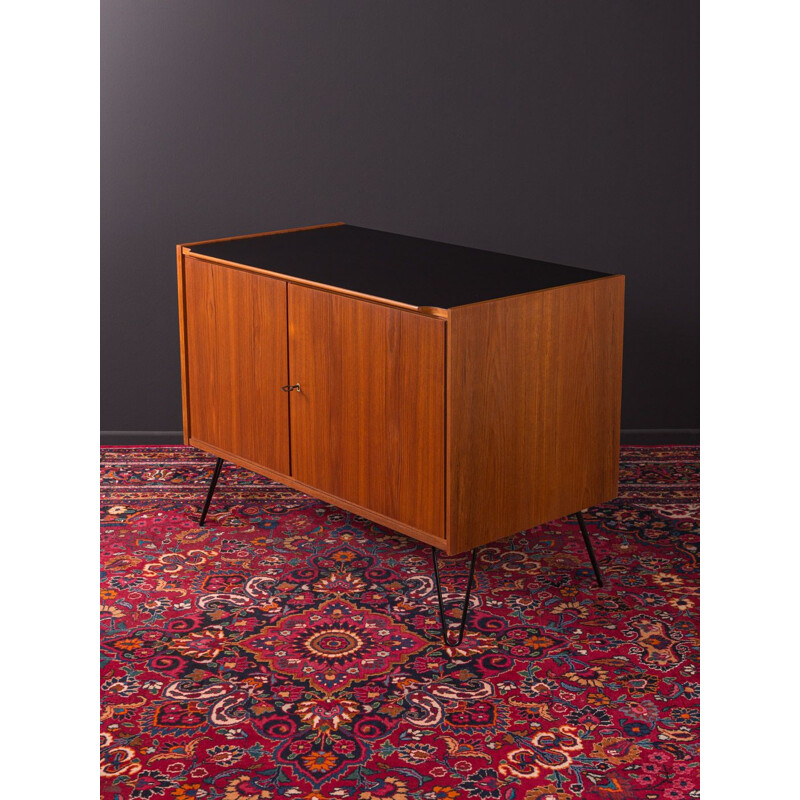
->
xmin=189 ymin=225 xmax=612 ymax=309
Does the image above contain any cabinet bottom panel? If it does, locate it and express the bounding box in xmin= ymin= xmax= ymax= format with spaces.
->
xmin=190 ymin=439 xmax=448 ymax=552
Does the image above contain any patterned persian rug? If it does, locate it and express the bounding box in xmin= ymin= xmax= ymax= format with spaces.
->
xmin=101 ymin=445 xmax=699 ymax=800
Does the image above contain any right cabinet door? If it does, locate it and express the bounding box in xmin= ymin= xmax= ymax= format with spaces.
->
xmin=288 ymin=284 xmax=445 ymax=538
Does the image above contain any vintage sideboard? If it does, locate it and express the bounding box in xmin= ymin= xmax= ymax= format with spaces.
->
xmin=176 ymin=223 xmax=624 ymax=642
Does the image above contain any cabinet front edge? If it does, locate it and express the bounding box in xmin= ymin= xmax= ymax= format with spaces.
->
xmin=181 ymin=252 xmax=448 ymax=319
xmin=189 ymin=439 xmax=449 ymax=551
xmin=175 ymin=246 xmax=191 ymax=445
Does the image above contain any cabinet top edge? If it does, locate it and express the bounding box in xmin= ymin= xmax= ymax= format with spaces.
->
xmin=180 ymin=224 xmax=618 ymax=310
xmin=447 ymin=273 xmax=625 ymax=312
xmin=179 ymin=222 xmax=345 ymax=248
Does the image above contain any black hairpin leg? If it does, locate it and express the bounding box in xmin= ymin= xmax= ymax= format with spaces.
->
xmin=199 ymin=457 xmax=224 ymax=526
xmin=431 ymin=546 xmax=478 ymax=647
xmin=574 ymin=510 xmax=603 ymax=587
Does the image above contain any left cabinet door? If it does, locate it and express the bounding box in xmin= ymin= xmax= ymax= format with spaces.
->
xmin=182 ymin=257 xmax=291 ymax=475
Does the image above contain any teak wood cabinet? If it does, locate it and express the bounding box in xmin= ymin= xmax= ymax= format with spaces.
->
xmin=177 ymin=223 xmax=624 ymax=555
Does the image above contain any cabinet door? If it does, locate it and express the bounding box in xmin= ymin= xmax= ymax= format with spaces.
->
xmin=288 ymin=284 xmax=445 ymax=538
xmin=183 ymin=257 xmax=291 ymax=475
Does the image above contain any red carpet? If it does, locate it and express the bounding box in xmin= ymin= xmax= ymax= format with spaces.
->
xmin=101 ymin=445 xmax=699 ymax=799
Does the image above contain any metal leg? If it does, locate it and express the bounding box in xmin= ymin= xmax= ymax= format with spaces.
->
xmin=574 ymin=510 xmax=603 ymax=587
xmin=431 ymin=546 xmax=478 ymax=647
xmin=199 ymin=457 xmax=224 ymax=526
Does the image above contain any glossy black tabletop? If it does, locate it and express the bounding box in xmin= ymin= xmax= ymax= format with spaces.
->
xmin=189 ymin=225 xmax=612 ymax=309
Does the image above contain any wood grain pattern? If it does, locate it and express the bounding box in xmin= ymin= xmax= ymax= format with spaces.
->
xmin=288 ymin=284 xmax=446 ymax=538
xmin=446 ymin=275 xmax=625 ymax=554
xmin=189 ymin=437 xmax=447 ymax=551
xmin=183 ymin=257 xmax=291 ymax=474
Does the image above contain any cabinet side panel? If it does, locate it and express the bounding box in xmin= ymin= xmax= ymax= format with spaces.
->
xmin=288 ymin=285 xmax=446 ymax=538
xmin=183 ymin=257 xmax=291 ymax=474
xmin=447 ymin=276 xmax=625 ymax=554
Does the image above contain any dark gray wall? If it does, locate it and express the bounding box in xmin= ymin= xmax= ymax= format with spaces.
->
xmin=101 ymin=1 xmax=698 ymax=442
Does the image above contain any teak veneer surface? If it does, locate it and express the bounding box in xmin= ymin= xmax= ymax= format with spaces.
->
xmin=288 ymin=284 xmax=446 ymax=538
xmin=188 ymin=225 xmax=609 ymax=310
xmin=447 ymin=275 xmax=625 ymax=553
xmin=183 ymin=257 xmax=291 ymax=474
xmin=188 ymin=437 xmax=447 ymax=552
